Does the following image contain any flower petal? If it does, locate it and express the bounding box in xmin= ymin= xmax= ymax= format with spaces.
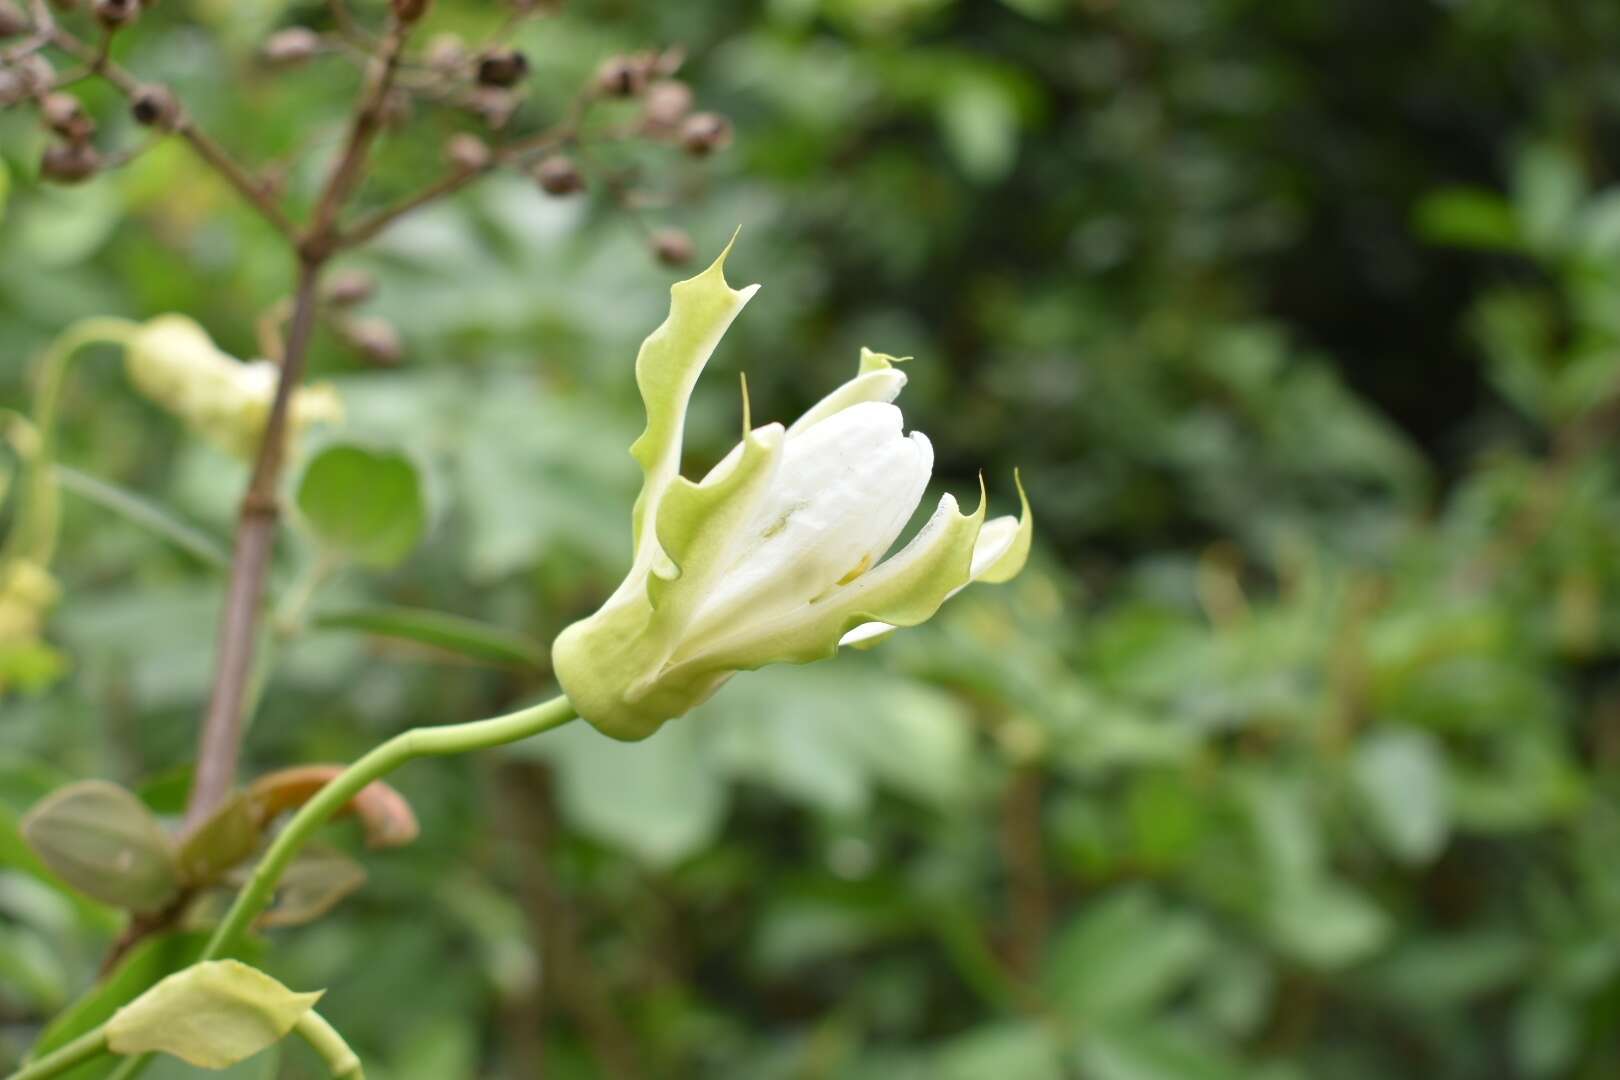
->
xmin=678 ymin=402 xmax=932 ymax=649
xmin=786 ymin=349 xmax=908 ymax=437
xmin=625 ymin=235 xmax=759 ymax=577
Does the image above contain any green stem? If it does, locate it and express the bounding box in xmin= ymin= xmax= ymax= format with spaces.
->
xmin=53 ymin=463 xmax=231 ymax=568
xmin=3 ymin=316 xmax=138 ymax=568
xmin=104 ymin=694 xmax=577 ymax=1080
xmin=7 ymin=1026 xmax=111 ymax=1080
xmin=295 ymin=1011 xmax=364 ymax=1079
xmin=204 ymin=693 xmax=577 ymax=962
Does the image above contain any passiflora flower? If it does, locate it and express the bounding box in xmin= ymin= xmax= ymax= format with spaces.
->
xmin=124 ymin=316 xmax=343 ymax=460
xmin=552 ymin=242 xmax=1032 ymax=741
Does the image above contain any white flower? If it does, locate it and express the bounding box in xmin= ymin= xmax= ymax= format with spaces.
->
xmin=125 ymin=316 xmax=343 ymax=460
xmin=552 ymin=242 xmax=1032 ymax=740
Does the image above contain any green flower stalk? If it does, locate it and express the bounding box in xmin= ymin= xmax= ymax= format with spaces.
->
xmin=553 ymin=240 xmax=1033 ymax=741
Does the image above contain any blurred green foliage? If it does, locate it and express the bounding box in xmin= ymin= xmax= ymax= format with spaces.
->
xmin=5 ymin=0 xmax=1620 ymax=1078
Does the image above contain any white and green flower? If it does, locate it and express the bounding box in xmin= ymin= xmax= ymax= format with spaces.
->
xmin=553 ymin=241 xmax=1032 ymax=741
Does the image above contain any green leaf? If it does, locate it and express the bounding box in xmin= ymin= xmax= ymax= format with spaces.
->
xmin=255 ymin=844 xmax=367 ymax=929
xmin=106 ymin=960 xmax=322 ymax=1069
xmin=1041 ymin=887 xmax=1215 ymax=1021
xmin=1514 ymin=143 xmax=1586 ymax=255
xmin=175 ymin=792 xmax=260 ymax=888
xmin=313 ymin=605 xmax=544 ymax=667
xmin=295 ymin=443 xmax=427 ymax=568
xmin=521 ymin=717 xmax=726 ymax=866
xmin=934 ymin=1022 xmax=1064 ymax=1080
xmin=1414 ymin=187 xmax=1520 ymax=251
xmin=54 ymin=464 xmax=230 ymax=568
xmin=1351 ymin=728 xmax=1450 ymax=864
xmin=21 ymin=781 xmax=180 ymax=913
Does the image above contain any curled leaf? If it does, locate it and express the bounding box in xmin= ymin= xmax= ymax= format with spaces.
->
xmin=247 ymin=766 xmax=419 ymax=849
xmin=106 ymin=959 xmax=322 ymax=1068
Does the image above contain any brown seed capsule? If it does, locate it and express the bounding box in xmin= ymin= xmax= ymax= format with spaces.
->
xmin=262 ymin=26 xmax=321 ymax=66
xmin=650 ymin=227 xmax=694 ymax=268
xmin=0 ymin=0 xmax=29 ymax=38
xmin=130 ymin=84 xmax=181 ymax=129
xmin=41 ymin=92 xmax=94 ymax=141
xmin=678 ymin=111 xmax=733 ymax=157
xmin=339 ymin=316 xmax=403 ymax=366
xmin=593 ymin=53 xmax=646 ymax=98
xmin=476 ymin=47 xmax=528 ymax=88
xmin=642 ymin=79 xmax=693 ymax=131
xmin=533 ymin=154 xmax=583 ymax=196
xmin=93 ymin=0 xmax=138 ymax=28
xmin=390 ymin=0 xmax=429 ymax=23
xmin=444 ymin=132 xmax=491 ymax=172
xmin=41 ymin=142 xmax=100 ymax=184
xmin=323 ymin=269 xmax=376 ymax=308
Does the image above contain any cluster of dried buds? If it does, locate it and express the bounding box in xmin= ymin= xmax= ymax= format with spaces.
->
xmin=1 ymin=0 xmax=181 ymax=185
xmin=3 ymin=0 xmax=738 ymax=335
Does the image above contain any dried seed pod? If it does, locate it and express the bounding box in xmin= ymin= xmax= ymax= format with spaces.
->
xmin=0 ymin=70 xmax=26 ymax=107
xmin=323 ymin=270 xmax=376 ymax=308
xmin=262 ymin=26 xmax=321 ymax=66
xmin=533 ymin=154 xmax=583 ymax=196
xmin=650 ymin=227 xmax=694 ymax=267
xmin=41 ymin=142 xmax=101 ymax=184
xmin=0 ymin=1 xmax=29 ymax=38
xmin=593 ymin=53 xmax=646 ymax=98
xmin=41 ymin=92 xmax=94 ymax=141
xmin=476 ymin=47 xmax=528 ymax=88
xmin=678 ymin=111 xmax=733 ymax=157
xmin=130 ymin=85 xmax=181 ymax=129
xmin=339 ymin=316 xmax=403 ymax=366
xmin=642 ymin=79 xmax=693 ymax=131
xmin=390 ymin=0 xmax=430 ymax=23
xmin=92 ymin=0 xmax=138 ymax=28
xmin=444 ymin=132 xmax=491 ymax=172
xmin=16 ymin=54 xmax=54 ymax=95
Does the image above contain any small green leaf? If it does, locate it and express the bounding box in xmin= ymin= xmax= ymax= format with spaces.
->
xmin=313 ymin=605 xmax=544 ymax=667
xmin=255 ymin=844 xmax=367 ymax=929
xmin=176 ymin=792 xmax=260 ymax=888
xmin=106 ymin=960 xmax=323 ymax=1069
xmin=21 ymin=781 xmax=180 ymax=913
xmin=1351 ymin=728 xmax=1450 ymax=865
xmin=295 ymin=443 xmax=426 ymax=568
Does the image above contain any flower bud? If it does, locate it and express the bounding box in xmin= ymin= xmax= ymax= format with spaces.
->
xmin=593 ymin=53 xmax=646 ymax=98
xmin=650 ymin=227 xmax=694 ymax=267
xmin=40 ymin=92 xmax=94 ymax=141
xmin=444 ymin=132 xmax=491 ymax=172
xmin=678 ymin=111 xmax=732 ymax=157
xmin=642 ymin=79 xmax=693 ymax=131
xmin=92 ymin=0 xmax=138 ymax=29
xmin=533 ymin=154 xmax=583 ymax=196
xmin=130 ymin=85 xmax=181 ymax=130
xmin=0 ymin=1 xmax=29 ymax=38
xmin=322 ymin=269 xmax=376 ymax=308
xmin=475 ymin=47 xmax=528 ymax=88
xmin=390 ymin=0 xmax=430 ymax=23
xmin=338 ymin=316 xmax=403 ymax=366
xmin=40 ymin=142 xmax=100 ymax=184
xmin=0 ymin=70 xmax=25 ymax=107
xmin=262 ymin=27 xmax=321 ymax=66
